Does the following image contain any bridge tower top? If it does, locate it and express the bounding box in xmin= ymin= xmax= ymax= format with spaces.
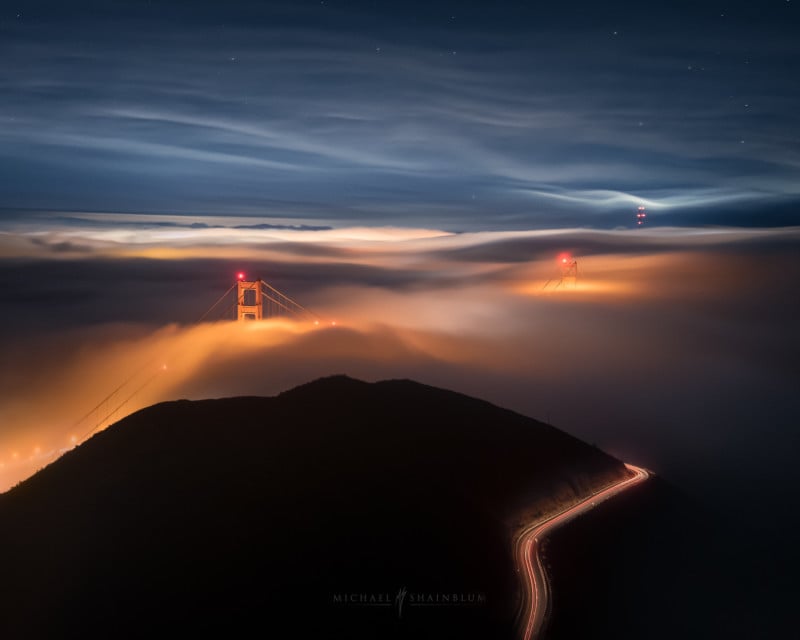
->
xmin=237 ymin=277 xmax=263 ymax=321
xmin=559 ymin=255 xmax=577 ymax=288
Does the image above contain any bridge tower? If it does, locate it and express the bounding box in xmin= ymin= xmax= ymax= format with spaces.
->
xmin=237 ymin=276 xmax=263 ymax=321
xmin=559 ymin=256 xmax=578 ymax=288
xmin=541 ymin=254 xmax=578 ymax=291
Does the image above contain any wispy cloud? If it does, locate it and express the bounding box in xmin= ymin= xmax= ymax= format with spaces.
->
xmin=0 ymin=7 xmax=797 ymax=227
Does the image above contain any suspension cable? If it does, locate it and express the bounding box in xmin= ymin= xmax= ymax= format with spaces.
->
xmin=261 ymin=281 xmax=321 ymax=320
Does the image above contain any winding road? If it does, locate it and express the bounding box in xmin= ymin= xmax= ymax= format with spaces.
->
xmin=514 ymin=463 xmax=650 ymax=640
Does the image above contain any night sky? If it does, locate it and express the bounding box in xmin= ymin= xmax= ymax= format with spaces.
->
xmin=1 ymin=0 xmax=798 ymax=229
xmin=1 ymin=0 xmax=799 ymax=562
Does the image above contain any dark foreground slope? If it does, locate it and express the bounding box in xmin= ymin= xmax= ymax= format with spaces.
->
xmin=0 ymin=376 xmax=626 ymax=639
xmin=543 ymin=474 xmax=797 ymax=640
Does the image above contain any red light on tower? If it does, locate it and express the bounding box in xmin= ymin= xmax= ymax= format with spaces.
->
xmin=636 ymin=205 xmax=647 ymax=226
xmin=237 ymin=272 xmax=245 ymax=280
xmin=547 ymin=253 xmax=578 ymax=289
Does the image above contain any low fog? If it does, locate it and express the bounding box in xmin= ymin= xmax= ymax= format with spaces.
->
xmin=1 ymin=224 xmax=798 ymax=536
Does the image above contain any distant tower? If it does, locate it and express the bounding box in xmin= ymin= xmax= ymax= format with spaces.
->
xmin=237 ymin=276 xmax=263 ymax=321
xmin=636 ymin=205 xmax=647 ymax=226
xmin=559 ymin=256 xmax=578 ymax=288
xmin=542 ymin=254 xmax=578 ymax=291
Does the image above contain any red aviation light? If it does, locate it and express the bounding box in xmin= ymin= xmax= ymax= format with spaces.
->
xmin=237 ymin=272 xmax=245 ymax=280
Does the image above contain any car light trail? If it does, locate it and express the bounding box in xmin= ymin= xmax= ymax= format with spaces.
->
xmin=514 ymin=463 xmax=650 ymax=640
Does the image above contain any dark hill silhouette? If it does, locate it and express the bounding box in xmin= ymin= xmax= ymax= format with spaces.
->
xmin=0 ymin=375 xmax=628 ymax=639
xmin=543 ymin=472 xmax=796 ymax=640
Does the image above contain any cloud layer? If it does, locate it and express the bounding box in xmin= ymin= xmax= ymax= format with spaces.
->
xmin=1 ymin=225 xmax=798 ymax=537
